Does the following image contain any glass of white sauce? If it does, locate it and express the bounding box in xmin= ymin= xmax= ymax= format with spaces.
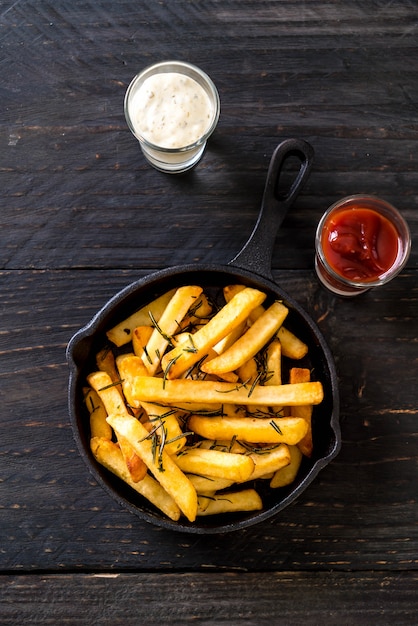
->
xmin=124 ymin=61 xmax=220 ymax=173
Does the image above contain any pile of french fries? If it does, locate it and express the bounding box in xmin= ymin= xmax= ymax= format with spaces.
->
xmin=83 ymin=284 xmax=323 ymax=523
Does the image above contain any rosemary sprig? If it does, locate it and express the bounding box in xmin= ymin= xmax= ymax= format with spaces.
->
xmin=98 ymin=379 xmax=124 ymax=391
xmin=270 ymin=420 xmax=283 ymax=436
xmin=163 ymin=354 xmax=181 ymax=388
xmin=215 ymin=380 xmax=250 ymax=394
xmin=182 ymin=333 xmax=198 ymax=354
xmin=148 ymin=310 xmax=172 ymax=344
xmin=139 ymin=419 xmax=167 ymax=472
xmin=142 ymin=344 xmax=152 ymax=365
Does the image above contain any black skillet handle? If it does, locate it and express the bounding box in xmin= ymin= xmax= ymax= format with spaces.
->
xmin=229 ymin=138 xmax=314 ymax=279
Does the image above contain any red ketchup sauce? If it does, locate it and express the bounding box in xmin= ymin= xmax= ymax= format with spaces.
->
xmin=321 ymin=207 xmax=400 ymax=282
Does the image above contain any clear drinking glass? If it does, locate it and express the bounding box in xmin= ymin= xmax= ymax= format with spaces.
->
xmin=315 ymin=195 xmax=411 ymax=296
xmin=124 ymin=61 xmax=220 ymax=174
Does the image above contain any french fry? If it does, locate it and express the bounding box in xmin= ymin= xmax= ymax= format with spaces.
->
xmin=290 ymin=367 xmax=313 ymax=457
xmin=175 ymin=447 xmax=255 ymax=482
xmin=244 ymin=444 xmax=291 ymax=481
xmin=90 ymin=436 xmax=180 ymax=521
xmin=277 ymin=327 xmax=308 ymax=360
xmin=201 ymin=301 xmax=288 ymax=376
xmin=142 ymin=285 xmax=203 ymax=376
xmin=265 ymin=340 xmax=282 ymax=386
xmin=197 ymin=439 xmax=247 ymax=454
xmin=115 ymin=353 xmax=149 ymax=407
xmin=237 ymin=357 xmax=259 ymax=384
xmin=87 ymin=371 xmax=147 ymax=482
xmin=197 ymin=489 xmax=263 ymax=516
xmin=107 ymin=413 xmax=198 ymax=522
xmin=83 ymin=387 xmax=113 ymax=440
xmin=270 ymin=445 xmax=303 ymax=488
xmin=160 ymin=287 xmax=267 ymax=379
xmin=128 ymin=376 xmax=324 ymax=408
xmin=213 ymin=320 xmax=247 ymax=355
xmin=186 ymin=474 xmax=235 ymax=494
xmin=132 ymin=326 xmax=153 ymax=358
xmin=188 ymin=415 xmax=308 ymax=445
xmin=87 ymin=371 xmax=128 ymax=416
xmin=223 ymin=284 xmax=265 ymax=323
xmin=223 ymin=285 xmax=308 ymax=359
xmin=96 ymin=347 xmax=124 ymax=395
xmin=116 ymin=433 xmax=147 ymax=482
xmin=106 ymin=289 xmax=176 ymax=347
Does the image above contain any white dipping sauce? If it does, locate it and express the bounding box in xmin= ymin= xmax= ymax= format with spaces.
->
xmin=130 ymin=72 xmax=214 ymax=149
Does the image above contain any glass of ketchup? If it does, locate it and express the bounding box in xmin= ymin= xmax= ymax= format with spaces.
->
xmin=315 ymin=195 xmax=411 ymax=296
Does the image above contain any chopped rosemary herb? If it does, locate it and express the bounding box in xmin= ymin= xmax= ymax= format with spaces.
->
xmin=148 ymin=311 xmax=172 ymax=344
xmin=270 ymin=420 xmax=283 ymax=436
xmin=182 ymin=334 xmax=198 ymax=354
xmin=98 ymin=379 xmax=124 ymax=391
xmin=143 ymin=345 xmax=152 ymax=365
xmin=163 ymin=354 xmax=181 ymax=387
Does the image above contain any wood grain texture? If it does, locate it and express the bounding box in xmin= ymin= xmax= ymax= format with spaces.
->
xmin=1 ymin=572 xmax=418 ymax=625
xmin=1 ymin=1 xmax=417 ymax=270
xmin=0 ymin=1 xmax=417 ymax=619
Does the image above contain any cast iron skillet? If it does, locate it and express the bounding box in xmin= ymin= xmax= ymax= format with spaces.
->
xmin=67 ymin=138 xmax=341 ymax=534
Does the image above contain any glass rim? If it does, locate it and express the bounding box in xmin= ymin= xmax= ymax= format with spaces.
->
xmin=123 ymin=60 xmax=221 ymax=153
xmin=315 ymin=194 xmax=411 ymax=289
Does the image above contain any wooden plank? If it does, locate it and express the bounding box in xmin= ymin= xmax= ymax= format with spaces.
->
xmin=1 ymin=572 xmax=417 ymax=625
xmin=1 ymin=1 xmax=417 ymax=270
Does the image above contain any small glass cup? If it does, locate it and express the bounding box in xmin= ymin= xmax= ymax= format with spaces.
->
xmin=124 ymin=60 xmax=220 ymax=174
xmin=315 ymin=195 xmax=411 ymax=296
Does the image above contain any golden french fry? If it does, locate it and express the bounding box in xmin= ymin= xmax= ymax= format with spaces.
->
xmin=223 ymin=284 xmax=265 ymax=323
xmin=213 ymin=320 xmax=247 ymax=355
xmin=106 ymin=290 xmax=176 ymax=347
xmin=83 ymin=387 xmax=113 ymax=440
xmin=132 ymin=326 xmax=154 ymax=358
xmin=265 ymin=340 xmax=282 ymax=386
xmin=197 ymin=489 xmax=263 ymax=516
xmin=237 ymin=357 xmax=259 ymax=384
xmin=189 ymin=415 xmax=308 ymax=445
xmin=201 ymin=301 xmax=288 ymax=376
xmin=225 ymin=286 xmax=308 ymax=359
xmin=175 ymin=447 xmax=255 ymax=482
xmin=160 ymin=287 xmax=267 ymax=379
xmin=277 ymin=327 xmax=308 ymax=360
xmin=115 ymin=353 xmax=149 ymax=409
xmin=116 ymin=433 xmax=148 ymax=482
xmin=186 ymin=474 xmax=235 ymax=494
xmin=96 ymin=346 xmax=121 ymax=383
xmin=87 ymin=371 xmax=127 ymax=416
xmin=128 ymin=376 xmax=324 ymax=408
xmin=90 ymin=436 xmax=180 ymax=521
xmin=270 ymin=445 xmax=303 ymax=488
xmin=244 ymin=444 xmax=290 ymax=481
xmin=290 ymin=367 xmax=313 ymax=457
xmin=197 ymin=439 xmax=247 ymax=454
xmin=142 ymin=285 xmax=203 ymax=376
xmin=107 ymin=413 xmax=198 ymax=522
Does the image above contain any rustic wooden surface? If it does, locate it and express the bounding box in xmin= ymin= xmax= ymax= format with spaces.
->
xmin=1 ymin=1 xmax=417 ymax=623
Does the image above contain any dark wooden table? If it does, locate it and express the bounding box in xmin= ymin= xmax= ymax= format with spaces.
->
xmin=1 ymin=1 xmax=417 ymax=623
